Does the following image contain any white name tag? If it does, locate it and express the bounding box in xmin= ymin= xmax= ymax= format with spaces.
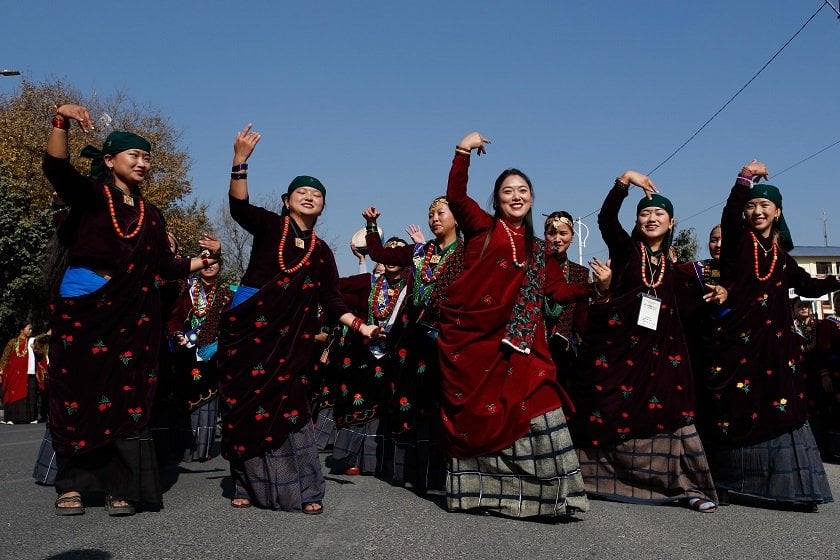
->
xmin=637 ymin=293 xmax=661 ymax=330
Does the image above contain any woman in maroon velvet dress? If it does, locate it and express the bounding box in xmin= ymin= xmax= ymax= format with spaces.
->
xmin=360 ymin=199 xmax=460 ymax=490
xmin=542 ymin=211 xmax=591 ymax=390
xmin=568 ymin=171 xmax=724 ymax=513
xmin=437 ymin=132 xmax=610 ymax=519
xmin=42 ymin=104 xmax=220 ymax=517
xmin=327 ymin=236 xmax=409 ymax=476
xmin=218 ymin=124 xmax=381 ymax=514
xmin=699 ymin=160 xmax=839 ymax=510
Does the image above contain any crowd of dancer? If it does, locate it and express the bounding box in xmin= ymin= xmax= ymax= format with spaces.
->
xmin=9 ymin=105 xmax=840 ymax=519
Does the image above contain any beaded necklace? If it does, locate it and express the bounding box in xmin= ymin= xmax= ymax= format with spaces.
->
xmin=191 ymin=280 xmax=217 ymax=318
xmin=750 ymin=231 xmax=778 ymax=281
xmin=419 ymin=240 xmax=458 ymax=283
xmin=13 ymin=336 xmax=28 ymax=358
xmin=104 ymin=185 xmax=145 ymax=239
xmin=499 ymin=219 xmax=525 ymax=268
xmin=369 ymin=275 xmax=405 ymax=322
xmin=278 ymin=216 xmax=317 ymax=274
xmin=639 ymin=242 xmax=666 ymax=289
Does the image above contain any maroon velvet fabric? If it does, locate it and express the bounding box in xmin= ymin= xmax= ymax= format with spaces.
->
xmin=568 ymin=185 xmax=699 ymax=448
xmin=218 ymin=202 xmax=350 ymax=461
xmin=43 ymin=153 xmax=189 ymax=457
xmin=437 ymin=155 xmax=591 ymax=458
xmin=48 ymin=206 xmax=171 ymax=456
xmin=698 ymin=178 xmax=840 ymax=446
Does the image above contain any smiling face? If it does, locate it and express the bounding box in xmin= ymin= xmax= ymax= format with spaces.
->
xmin=105 ymin=149 xmax=151 ymax=190
xmin=285 ymin=187 xmax=325 ymax=225
xmin=636 ymin=206 xmax=674 ymax=245
xmin=743 ymin=198 xmax=780 ymax=237
xmin=494 ymin=174 xmax=532 ymax=226
xmin=708 ymin=226 xmax=722 ymax=260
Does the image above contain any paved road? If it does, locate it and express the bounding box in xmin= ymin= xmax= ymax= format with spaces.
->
xmin=1 ymin=422 xmax=838 ymax=560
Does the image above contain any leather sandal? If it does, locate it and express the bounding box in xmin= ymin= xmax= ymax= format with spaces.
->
xmin=687 ymin=497 xmax=717 ymax=513
xmin=302 ymin=501 xmax=323 ymax=515
xmin=105 ymin=496 xmax=136 ymax=516
xmin=54 ymin=494 xmax=85 ymax=516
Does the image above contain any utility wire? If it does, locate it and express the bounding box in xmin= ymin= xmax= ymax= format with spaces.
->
xmin=575 ymin=4 xmax=831 ymax=225
xmin=645 ymin=3 xmax=827 ymax=176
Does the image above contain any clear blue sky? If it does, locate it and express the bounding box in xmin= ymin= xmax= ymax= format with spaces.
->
xmin=4 ymin=1 xmax=839 ymax=275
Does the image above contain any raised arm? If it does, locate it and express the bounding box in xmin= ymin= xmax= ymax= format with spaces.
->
xmin=362 ymin=207 xmax=415 ymax=266
xmin=447 ymin=132 xmax=492 ymax=236
xmin=229 ymin=123 xmax=261 ymax=201
xmin=43 ymin=104 xmax=98 ymax=206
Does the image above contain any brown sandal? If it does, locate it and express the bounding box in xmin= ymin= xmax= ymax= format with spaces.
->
xmin=687 ymin=497 xmax=717 ymax=513
xmin=55 ymin=494 xmax=85 ymax=516
xmin=302 ymin=501 xmax=323 ymax=515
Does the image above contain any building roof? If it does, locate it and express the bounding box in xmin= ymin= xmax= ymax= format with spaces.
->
xmin=789 ymin=246 xmax=840 ymax=258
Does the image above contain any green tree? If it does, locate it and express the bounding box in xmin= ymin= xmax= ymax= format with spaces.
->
xmin=0 ymin=80 xmax=209 ymax=340
xmin=672 ymin=226 xmax=698 ymax=263
xmin=0 ymin=180 xmax=54 ymax=338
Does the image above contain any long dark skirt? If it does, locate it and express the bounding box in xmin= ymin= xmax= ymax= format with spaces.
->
xmin=390 ymin=416 xmax=446 ymax=491
xmin=330 ymin=417 xmax=389 ymax=474
xmin=707 ymin=421 xmax=833 ymax=506
xmin=446 ymin=408 xmax=588 ymax=518
xmin=313 ymin=406 xmax=337 ymax=451
xmin=229 ymin=421 xmax=325 ymax=511
xmin=32 ymin=426 xmax=58 ymax=485
xmin=576 ymin=425 xmax=717 ymax=505
xmin=4 ymin=398 xmax=32 ymax=424
xmin=182 ymin=397 xmax=218 ymax=462
xmin=54 ymin=427 xmax=162 ymax=506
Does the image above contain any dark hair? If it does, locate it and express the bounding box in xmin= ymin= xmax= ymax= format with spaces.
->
xmin=491 ymin=168 xmax=535 ymax=261
xmin=544 ymin=211 xmax=575 ymax=235
xmin=383 ymin=236 xmax=409 ymax=247
xmin=17 ymin=319 xmax=31 ymax=333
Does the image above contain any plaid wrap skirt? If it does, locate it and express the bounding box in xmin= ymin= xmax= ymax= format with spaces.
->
xmin=708 ymin=421 xmax=833 ymax=506
xmin=229 ymin=421 xmax=325 ymax=511
xmin=446 ymin=407 xmax=588 ymax=518
xmin=576 ymin=424 xmax=717 ymax=505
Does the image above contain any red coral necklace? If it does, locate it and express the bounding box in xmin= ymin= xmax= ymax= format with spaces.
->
xmin=639 ymin=243 xmax=666 ymax=289
xmin=104 ymin=185 xmax=145 ymax=239
xmin=750 ymin=231 xmax=778 ymax=281
xmin=278 ymin=216 xmax=316 ymax=274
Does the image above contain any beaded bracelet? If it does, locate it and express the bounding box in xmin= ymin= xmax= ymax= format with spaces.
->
xmin=231 ymin=163 xmax=249 ymax=172
xmin=614 ymin=177 xmax=630 ymax=189
xmin=231 ymin=172 xmax=248 ymax=180
xmin=52 ymin=115 xmax=70 ymax=130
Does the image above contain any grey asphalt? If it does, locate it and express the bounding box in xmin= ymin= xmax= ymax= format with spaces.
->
xmin=1 ymin=422 xmax=838 ymax=560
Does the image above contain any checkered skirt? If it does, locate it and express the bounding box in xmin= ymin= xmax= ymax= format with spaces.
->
xmin=708 ymin=421 xmax=833 ymax=505
xmin=576 ymin=425 xmax=718 ymax=504
xmin=229 ymin=421 xmax=325 ymax=511
xmin=446 ymin=407 xmax=589 ymax=518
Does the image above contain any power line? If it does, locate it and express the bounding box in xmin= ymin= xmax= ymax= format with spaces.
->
xmin=645 ymin=3 xmax=827 ymax=176
xmin=774 ymin=138 xmax=840 ymax=178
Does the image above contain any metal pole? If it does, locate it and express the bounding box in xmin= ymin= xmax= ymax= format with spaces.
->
xmin=575 ymin=217 xmax=590 ymax=265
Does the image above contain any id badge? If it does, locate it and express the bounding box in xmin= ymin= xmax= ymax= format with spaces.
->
xmin=637 ymin=293 xmax=661 ymax=330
